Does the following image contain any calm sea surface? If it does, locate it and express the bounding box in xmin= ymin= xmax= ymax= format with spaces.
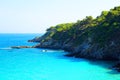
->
xmin=0 ymin=34 xmax=120 ymax=80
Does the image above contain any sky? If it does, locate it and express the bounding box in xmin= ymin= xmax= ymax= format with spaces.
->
xmin=0 ymin=0 xmax=120 ymax=33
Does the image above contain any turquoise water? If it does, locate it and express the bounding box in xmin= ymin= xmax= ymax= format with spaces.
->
xmin=0 ymin=34 xmax=120 ymax=80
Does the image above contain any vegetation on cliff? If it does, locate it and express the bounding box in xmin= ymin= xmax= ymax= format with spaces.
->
xmin=31 ymin=6 xmax=120 ymax=60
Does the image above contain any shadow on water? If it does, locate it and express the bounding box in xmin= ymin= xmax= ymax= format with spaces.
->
xmin=87 ymin=59 xmax=120 ymax=74
xmin=55 ymin=53 xmax=120 ymax=74
xmin=84 ymin=59 xmax=120 ymax=74
xmin=55 ymin=54 xmax=85 ymax=62
xmin=107 ymin=70 xmax=120 ymax=74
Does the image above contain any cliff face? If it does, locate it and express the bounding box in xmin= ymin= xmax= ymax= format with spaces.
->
xmin=30 ymin=6 xmax=120 ymax=60
xmin=32 ymin=35 xmax=120 ymax=60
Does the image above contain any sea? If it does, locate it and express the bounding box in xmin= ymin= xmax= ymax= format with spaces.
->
xmin=0 ymin=33 xmax=120 ymax=80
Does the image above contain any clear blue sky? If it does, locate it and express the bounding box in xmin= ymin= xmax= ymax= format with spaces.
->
xmin=0 ymin=0 xmax=120 ymax=33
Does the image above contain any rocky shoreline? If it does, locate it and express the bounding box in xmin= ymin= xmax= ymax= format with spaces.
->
xmin=30 ymin=38 xmax=120 ymax=61
xmin=11 ymin=44 xmax=120 ymax=72
xmin=20 ymin=6 xmax=120 ymax=72
xmin=11 ymin=46 xmax=33 ymax=49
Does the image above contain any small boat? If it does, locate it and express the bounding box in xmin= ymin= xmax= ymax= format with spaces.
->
xmin=42 ymin=50 xmax=47 ymax=52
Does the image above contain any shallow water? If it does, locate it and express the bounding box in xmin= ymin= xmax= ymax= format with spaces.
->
xmin=0 ymin=34 xmax=120 ymax=80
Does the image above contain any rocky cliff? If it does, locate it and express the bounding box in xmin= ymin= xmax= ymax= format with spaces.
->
xmin=29 ymin=6 xmax=120 ymax=60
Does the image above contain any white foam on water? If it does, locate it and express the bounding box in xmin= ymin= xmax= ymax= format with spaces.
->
xmin=0 ymin=47 xmax=12 ymax=50
xmin=41 ymin=49 xmax=64 ymax=53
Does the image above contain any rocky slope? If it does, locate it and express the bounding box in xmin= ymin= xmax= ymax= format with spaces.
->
xmin=29 ymin=6 xmax=120 ymax=60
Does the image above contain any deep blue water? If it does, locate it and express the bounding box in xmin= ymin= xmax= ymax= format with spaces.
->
xmin=0 ymin=34 xmax=120 ymax=80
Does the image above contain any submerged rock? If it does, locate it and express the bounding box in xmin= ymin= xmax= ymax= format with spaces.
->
xmin=11 ymin=46 xmax=32 ymax=49
xmin=112 ymin=62 xmax=120 ymax=72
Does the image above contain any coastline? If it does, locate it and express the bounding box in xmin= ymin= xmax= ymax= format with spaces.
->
xmin=27 ymin=6 xmax=120 ymax=72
